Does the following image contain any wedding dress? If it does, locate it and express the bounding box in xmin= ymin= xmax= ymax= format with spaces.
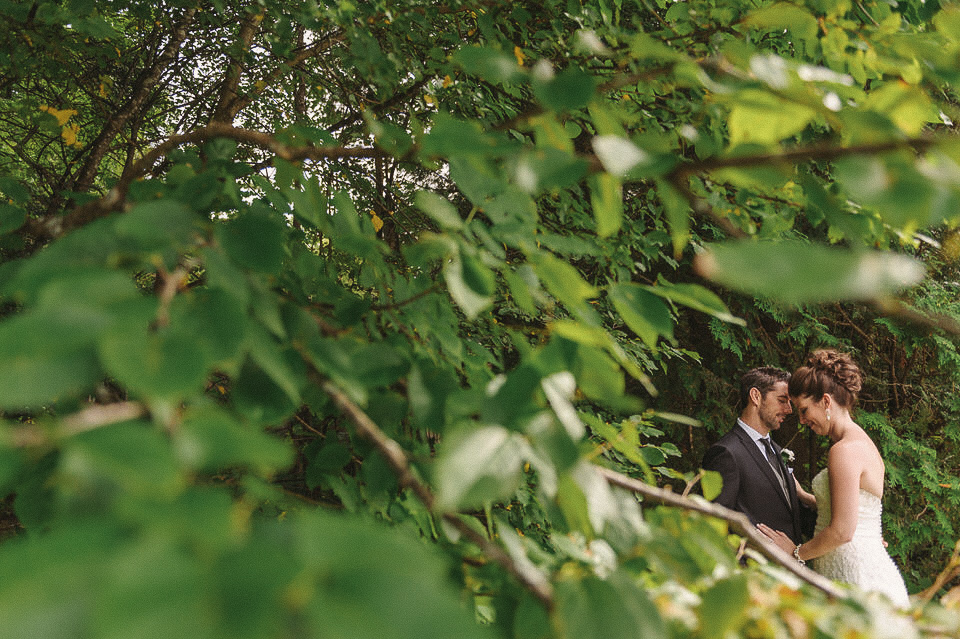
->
xmin=810 ymin=469 xmax=910 ymax=608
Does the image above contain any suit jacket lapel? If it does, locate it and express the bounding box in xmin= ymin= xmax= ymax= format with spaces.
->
xmin=773 ymin=439 xmax=803 ymax=539
xmin=733 ymin=427 xmax=793 ymax=511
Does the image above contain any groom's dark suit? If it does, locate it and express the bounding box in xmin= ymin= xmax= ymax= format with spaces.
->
xmin=702 ymin=424 xmax=803 ymax=545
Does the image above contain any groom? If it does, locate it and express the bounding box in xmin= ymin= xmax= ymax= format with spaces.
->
xmin=702 ymin=366 xmax=804 ymax=545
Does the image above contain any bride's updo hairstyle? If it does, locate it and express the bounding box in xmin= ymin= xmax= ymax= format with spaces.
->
xmin=788 ymin=349 xmax=863 ymax=409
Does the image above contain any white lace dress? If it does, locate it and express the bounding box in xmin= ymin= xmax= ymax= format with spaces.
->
xmin=811 ymin=469 xmax=910 ymax=608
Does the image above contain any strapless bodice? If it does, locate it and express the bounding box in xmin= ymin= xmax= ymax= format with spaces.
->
xmin=809 ymin=468 xmax=909 ymax=608
xmin=811 ymin=469 xmax=884 ymax=541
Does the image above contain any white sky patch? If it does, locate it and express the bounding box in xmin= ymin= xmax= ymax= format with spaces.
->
xmin=750 ymin=54 xmax=789 ymax=89
xmin=592 ymin=135 xmax=648 ymax=176
xmin=576 ymin=29 xmax=611 ymax=55
xmin=515 ymin=158 xmax=538 ymax=193
xmin=798 ymin=64 xmax=854 ymax=85
xmin=679 ymin=124 xmax=698 ymax=141
xmin=532 ymin=59 xmax=554 ymax=82
xmin=823 ymin=92 xmax=842 ymax=112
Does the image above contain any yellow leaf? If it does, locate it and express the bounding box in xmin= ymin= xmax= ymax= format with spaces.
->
xmin=371 ymin=213 xmax=384 ymax=232
xmin=98 ymin=83 xmax=108 ymax=98
xmin=61 ymin=123 xmax=80 ymax=147
xmin=442 ymin=75 xmax=453 ymax=88
xmin=423 ymin=94 xmax=435 ymax=105
xmin=39 ymin=105 xmax=77 ymax=126
xmin=514 ymin=46 xmax=526 ymax=66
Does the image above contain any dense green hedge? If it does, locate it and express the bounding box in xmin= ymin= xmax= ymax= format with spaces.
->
xmin=2 ymin=0 xmax=960 ymax=637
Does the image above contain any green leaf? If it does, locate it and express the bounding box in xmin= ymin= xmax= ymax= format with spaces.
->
xmin=556 ymin=473 xmax=594 ymax=536
xmin=533 ymin=67 xmax=597 ymax=112
xmin=453 ymin=45 xmax=525 ymax=84
xmin=0 ymin=204 xmax=26 ymax=234
xmin=554 ymin=572 xmax=666 ymax=639
xmin=305 ymin=441 xmax=352 ymax=488
xmin=176 ymin=404 xmax=292 ymax=475
xmin=246 ymin=323 xmax=302 ymax=406
xmin=443 ymin=247 xmax=494 ymax=320
xmin=575 ymin=345 xmax=625 ymax=401
xmin=415 ymin=191 xmax=464 ymax=230
xmin=701 ymin=469 xmax=723 ymax=501
xmin=0 ymin=310 xmax=104 ymax=409
xmin=699 ymin=574 xmax=750 ymax=637
xmin=656 ymin=179 xmax=691 ymax=257
xmin=99 ymin=303 xmax=209 ymax=401
xmin=934 ymin=7 xmax=960 ymax=42
xmin=696 ymin=240 xmax=926 ymax=304
xmin=833 ymin=156 xmax=934 ymax=231
xmin=0 ymin=176 xmax=30 ymax=204
xmin=216 ymin=206 xmax=286 ymax=274
xmin=513 ymin=594 xmax=552 ymax=639
xmin=95 ymin=537 xmax=211 ymax=639
xmin=590 ymin=173 xmax=623 ymax=238
xmin=422 ymin=113 xmax=500 ymax=158
xmin=115 ymin=200 xmax=196 ymax=252
xmin=504 ymin=267 xmax=538 ymax=314
xmin=296 ymin=510 xmax=493 ymax=639
xmin=727 ymin=90 xmax=816 ymax=147
xmin=232 ymin=357 xmax=300 ymax=425
xmin=71 ymin=14 xmax=120 ymax=39
xmin=551 ymin=320 xmax=610 ymax=347
xmin=744 ymin=3 xmax=818 ymax=43
xmin=644 ymin=281 xmax=744 ymax=325
xmin=170 ymin=287 xmax=248 ymax=367
xmin=531 ymin=252 xmax=599 ymax=307
xmin=434 ymin=425 xmax=527 ymax=510
xmin=62 ymin=421 xmax=183 ymax=498
xmin=863 ymin=82 xmax=937 ymax=136
xmin=608 ymin=283 xmax=674 ymax=349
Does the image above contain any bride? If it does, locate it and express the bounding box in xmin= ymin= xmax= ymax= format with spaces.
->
xmin=757 ymin=349 xmax=909 ymax=608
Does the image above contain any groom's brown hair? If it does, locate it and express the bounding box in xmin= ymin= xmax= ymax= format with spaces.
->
xmin=738 ymin=366 xmax=791 ymax=412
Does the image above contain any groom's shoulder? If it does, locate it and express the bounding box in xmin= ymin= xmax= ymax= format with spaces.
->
xmin=708 ymin=426 xmax=743 ymax=448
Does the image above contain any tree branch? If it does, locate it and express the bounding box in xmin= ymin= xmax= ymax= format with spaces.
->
xmin=670 ymin=136 xmax=937 ymax=179
xmin=318 ymin=378 xmax=555 ymax=608
xmin=210 ymin=9 xmax=263 ymax=124
xmin=227 ymin=30 xmax=346 ymax=119
xmin=53 ymin=8 xmax=197 ymax=210
xmin=28 ymin=123 xmax=387 ymax=240
xmin=595 ymin=466 xmax=848 ymax=598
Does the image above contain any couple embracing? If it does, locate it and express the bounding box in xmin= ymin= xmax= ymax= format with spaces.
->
xmin=702 ymin=349 xmax=910 ymax=608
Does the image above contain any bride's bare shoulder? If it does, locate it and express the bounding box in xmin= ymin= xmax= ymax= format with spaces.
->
xmin=827 ymin=435 xmax=877 ymax=463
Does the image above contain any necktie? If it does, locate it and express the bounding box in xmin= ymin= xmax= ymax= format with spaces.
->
xmin=761 ymin=437 xmax=789 ymax=500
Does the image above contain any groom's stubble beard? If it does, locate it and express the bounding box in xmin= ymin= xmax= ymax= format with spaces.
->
xmin=758 ymin=400 xmax=783 ymax=433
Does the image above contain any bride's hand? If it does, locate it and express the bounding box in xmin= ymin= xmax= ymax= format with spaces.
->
xmin=756 ymin=523 xmax=796 ymax=554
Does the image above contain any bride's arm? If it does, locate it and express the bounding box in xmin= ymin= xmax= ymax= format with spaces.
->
xmin=760 ymin=445 xmax=860 ymax=560
xmin=793 ymin=476 xmax=816 ymax=508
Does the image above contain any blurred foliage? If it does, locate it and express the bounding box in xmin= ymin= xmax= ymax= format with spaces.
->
xmin=2 ymin=0 xmax=960 ymax=637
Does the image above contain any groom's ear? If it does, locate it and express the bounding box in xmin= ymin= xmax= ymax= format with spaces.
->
xmin=749 ymin=387 xmax=762 ymax=406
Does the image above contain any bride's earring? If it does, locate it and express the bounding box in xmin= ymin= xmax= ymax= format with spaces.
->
xmin=826 ymin=409 xmax=831 ymax=422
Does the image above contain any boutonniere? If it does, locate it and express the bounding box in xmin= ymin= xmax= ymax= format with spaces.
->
xmin=780 ymin=447 xmax=795 ymax=466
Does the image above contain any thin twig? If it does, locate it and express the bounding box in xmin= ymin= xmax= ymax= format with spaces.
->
xmin=369 ymin=284 xmax=441 ymax=311
xmin=916 ymin=538 xmax=960 ymax=606
xmin=9 ymin=401 xmax=148 ymax=448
